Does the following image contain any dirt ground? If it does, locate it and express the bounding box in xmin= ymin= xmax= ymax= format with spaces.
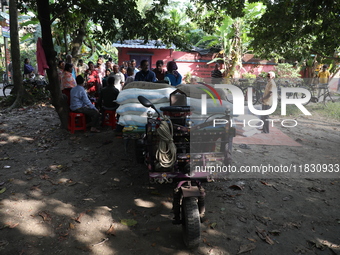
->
xmin=0 ymin=103 xmax=339 ymax=255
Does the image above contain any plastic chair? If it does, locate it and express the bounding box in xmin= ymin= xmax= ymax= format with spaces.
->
xmin=102 ymin=110 xmax=116 ymax=129
xmin=68 ymin=112 xmax=87 ymax=134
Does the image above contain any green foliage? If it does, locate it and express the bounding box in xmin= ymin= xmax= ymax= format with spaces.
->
xmin=192 ymin=2 xmax=265 ymax=77
xmin=249 ymin=0 xmax=340 ymax=60
xmin=274 ymin=63 xmax=301 ymax=78
xmin=20 ymin=0 xmax=187 ymax=59
xmin=189 ymin=0 xmax=339 ymax=61
xmin=182 ymin=71 xmax=191 ymax=84
xmin=258 ymin=71 xmax=267 ymax=78
xmin=307 ymin=102 xmax=340 ymax=121
xmin=242 ymin=73 xmax=256 ymax=79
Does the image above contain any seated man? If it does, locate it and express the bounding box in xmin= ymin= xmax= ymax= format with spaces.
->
xmin=97 ymin=76 xmax=120 ymax=122
xmin=70 ymin=75 xmax=101 ymax=133
xmin=134 ymin=60 xmax=157 ymax=82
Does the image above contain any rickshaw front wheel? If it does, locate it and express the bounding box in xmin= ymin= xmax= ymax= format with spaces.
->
xmin=182 ymin=197 xmax=201 ymax=248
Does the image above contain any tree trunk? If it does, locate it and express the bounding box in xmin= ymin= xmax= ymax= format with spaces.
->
xmin=8 ymin=0 xmax=24 ymax=110
xmin=37 ymin=0 xmax=69 ymax=129
xmin=70 ymin=19 xmax=87 ymax=59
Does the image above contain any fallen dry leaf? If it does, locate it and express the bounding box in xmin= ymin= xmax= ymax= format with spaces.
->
xmin=40 ymin=174 xmax=50 ymax=180
xmin=308 ymin=187 xmax=325 ymax=193
xmin=238 ymin=243 xmax=256 ymax=254
xmin=69 ymin=223 xmax=75 ymax=230
xmin=74 ymin=212 xmax=86 ymax=223
xmin=5 ymin=222 xmax=19 ymax=229
xmin=269 ymin=230 xmax=281 ymax=236
xmin=229 ymin=184 xmax=244 ymax=190
xmin=106 ymin=224 xmax=116 ymax=236
xmin=256 ymin=226 xmax=274 ymax=245
xmin=30 ymin=185 xmax=41 ymax=191
xmin=254 ymin=215 xmax=268 ymax=226
xmin=260 ymin=181 xmax=272 ymax=186
xmin=203 ymin=238 xmax=212 ymax=247
xmin=283 ymin=222 xmax=301 ymax=229
xmin=38 ymin=211 xmax=52 ymax=221
xmin=238 ymin=216 xmax=247 ymax=223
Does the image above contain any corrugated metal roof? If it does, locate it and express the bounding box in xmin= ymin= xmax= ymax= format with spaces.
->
xmin=112 ymin=39 xmax=175 ymax=49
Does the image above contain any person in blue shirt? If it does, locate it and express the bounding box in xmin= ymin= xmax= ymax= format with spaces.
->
xmin=23 ymin=58 xmax=35 ymax=78
xmin=70 ymin=75 xmax=101 ymax=133
xmin=165 ymin=61 xmax=182 ymax=86
xmin=66 ymin=54 xmax=77 ymax=79
xmin=134 ymin=60 xmax=157 ymax=82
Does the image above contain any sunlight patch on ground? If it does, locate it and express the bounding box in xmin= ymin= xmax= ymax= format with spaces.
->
xmin=42 ymin=198 xmax=76 ymax=217
xmin=92 ymin=245 xmax=116 ymax=255
xmin=1 ymin=198 xmax=44 ymax=215
xmin=0 ymin=133 xmax=34 ymax=145
xmin=161 ymin=201 xmax=172 ymax=210
xmin=11 ymin=179 xmax=27 ymax=186
xmin=134 ymin=198 xmax=156 ymax=208
xmin=1 ymin=199 xmax=51 ymax=236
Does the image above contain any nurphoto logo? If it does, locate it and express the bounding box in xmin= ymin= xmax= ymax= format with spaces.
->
xmin=198 ymin=84 xmax=312 ymax=128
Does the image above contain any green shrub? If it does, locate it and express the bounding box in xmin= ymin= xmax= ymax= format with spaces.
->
xmin=242 ymin=73 xmax=256 ymax=79
xmin=308 ymin=102 xmax=340 ymax=121
xmin=275 ymin=63 xmax=301 ymax=78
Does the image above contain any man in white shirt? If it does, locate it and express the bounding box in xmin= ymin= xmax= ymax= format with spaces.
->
xmin=76 ymin=59 xmax=88 ymax=77
xmin=109 ymin=64 xmax=125 ymax=91
xmin=130 ymin=59 xmax=139 ymax=75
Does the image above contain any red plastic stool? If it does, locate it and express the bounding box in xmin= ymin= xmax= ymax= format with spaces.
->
xmin=102 ymin=110 xmax=116 ymax=129
xmin=68 ymin=112 xmax=87 ymax=134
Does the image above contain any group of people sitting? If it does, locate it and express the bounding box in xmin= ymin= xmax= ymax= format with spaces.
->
xmin=69 ymin=75 xmax=119 ymax=133
xmin=58 ymin=56 xmax=183 ymax=133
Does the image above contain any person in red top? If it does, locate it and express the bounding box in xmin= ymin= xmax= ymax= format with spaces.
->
xmin=152 ymin=60 xmax=166 ymax=81
xmin=85 ymin=61 xmax=100 ymax=97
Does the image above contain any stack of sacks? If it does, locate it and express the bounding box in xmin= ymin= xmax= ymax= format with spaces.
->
xmin=117 ymin=82 xmax=233 ymax=127
xmin=232 ymin=114 xmax=262 ymax=137
xmin=117 ymin=82 xmax=176 ymax=126
xmin=175 ymin=84 xmax=232 ymax=115
xmin=175 ymin=84 xmax=232 ymax=127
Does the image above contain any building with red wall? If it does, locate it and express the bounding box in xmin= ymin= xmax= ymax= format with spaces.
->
xmin=112 ymin=40 xmax=277 ymax=81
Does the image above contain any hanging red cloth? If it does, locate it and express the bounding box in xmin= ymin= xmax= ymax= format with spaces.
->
xmin=36 ymin=37 xmax=49 ymax=75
